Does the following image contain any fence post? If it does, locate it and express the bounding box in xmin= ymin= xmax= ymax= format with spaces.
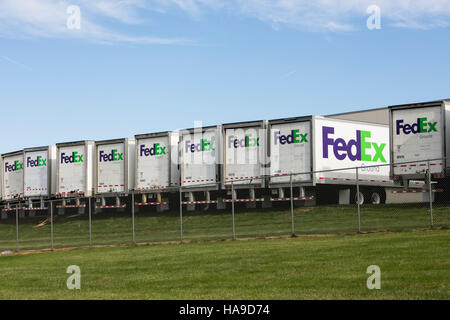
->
xmin=88 ymin=197 xmax=92 ymax=247
xmin=232 ymin=181 xmax=236 ymax=240
xmin=15 ymin=203 xmax=19 ymax=252
xmin=179 ymin=187 xmax=183 ymax=242
xmin=290 ymin=173 xmax=295 ymax=236
xmin=50 ymin=200 xmax=54 ymax=251
xmin=427 ymin=161 xmax=433 ymax=228
xmin=356 ymin=167 xmax=361 ymax=233
xmin=131 ymin=192 xmax=136 ymax=245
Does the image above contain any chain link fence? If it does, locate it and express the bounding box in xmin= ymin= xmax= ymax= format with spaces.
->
xmin=1 ymin=158 xmax=449 ymax=254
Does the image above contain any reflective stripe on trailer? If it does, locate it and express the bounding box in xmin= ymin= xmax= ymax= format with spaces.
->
xmin=5 ymin=193 xmax=24 ymax=198
xmin=56 ymin=204 xmax=86 ymax=208
xmin=393 ymin=162 xmax=442 ymax=168
xmin=98 ymin=185 xmax=125 ymax=187
xmin=135 ymin=202 xmax=168 ymax=206
xmin=271 ymin=197 xmax=314 ymax=201
xmin=183 ymin=179 xmax=216 ymax=183
xmin=96 ymin=205 xmax=127 ymax=209
xmin=223 ymin=198 xmax=264 ymax=203
xmin=1 ymin=208 xmax=23 ymax=212
xmin=318 ymin=177 xmax=392 ymax=183
xmin=392 ymin=189 xmax=443 ymax=194
xmin=181 ymin=201 xmax=218 ymax=205
xmin=23 ymin=207 xmax=48 ymax=211
xmin=225 ymin=176 xmax=260 ymax=180
xmin=135 ymin=186 xmax=170 ymax=190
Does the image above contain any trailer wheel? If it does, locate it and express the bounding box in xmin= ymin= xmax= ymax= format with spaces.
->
xmin=354 ymin=191 xmax=365 ymax=205
xmin=368 ymin=189 xmax=386 ymax=205
xmin=370 ymin=192 xmax=381 ymax=205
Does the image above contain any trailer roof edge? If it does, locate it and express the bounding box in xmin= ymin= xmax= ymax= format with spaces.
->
xmin=388 ymin=99 xmax=450 ymax=109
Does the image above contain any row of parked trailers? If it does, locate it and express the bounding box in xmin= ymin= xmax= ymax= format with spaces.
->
xmin=3 ymin=99 xmax=448 ymax=214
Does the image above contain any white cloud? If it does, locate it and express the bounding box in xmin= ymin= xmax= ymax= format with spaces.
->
xmin=237 ymin=0 xmax=450 ymax=30
xmin=0 ymin=0 xmax=449 ymax=44
xmin=0 ymin=0 xmax=191 ymax=44
xmin=78 ymin=0 xmax=147 ymax=24
xmin=146 ymin=0 xmax=450 ymax=31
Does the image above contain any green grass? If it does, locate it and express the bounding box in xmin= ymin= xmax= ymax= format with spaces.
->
xmin=0 ymin=203 xmax=448 ymax=252
xmin=0 ymin=229 xmax=448 ymax=299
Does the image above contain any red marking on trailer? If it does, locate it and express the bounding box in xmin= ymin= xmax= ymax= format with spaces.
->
xmin=135 ymin=202 xmax=168 ymax=206
xmin=271 ymin=197 xmax=313 ymax=201
xmin=223 ymin=198 xmax=264 ymax=203
xmin=181 ymin=200 xmax=218 ymax=205
xmin=392 ymin=189 xmax=443 ymax=194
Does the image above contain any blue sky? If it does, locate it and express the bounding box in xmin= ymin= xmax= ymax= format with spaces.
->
xmin=1 ymin=0 xmax=450 ymax=153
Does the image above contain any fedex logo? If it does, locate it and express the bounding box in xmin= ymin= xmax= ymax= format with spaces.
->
xmin=5 ymin=161 xmax=23 ymax=172
xmin=27 ymin=156 xmax=47 ymax=168
xmin=61 ymin=152 xmax=83 ymax=164
xmin=396 ymin=117 xmax=437 ymax=135
xmin=228 ymin=134 xmax=260 ymax=148
xmin=99 ymin=149 xmax=123 ymax=162
xmin=322 ymin=126 xmax=386 ymax=163
xmin=185 ymin=139 xmax=215 ymax=153
xmin=140 ymin=144 xmax=166 ymax=157
xmin=274 ymin=130 xmax=308 ymax=145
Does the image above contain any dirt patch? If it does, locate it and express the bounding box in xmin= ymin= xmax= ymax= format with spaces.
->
xmin=34 ymin=216 xmax=56 ymax=228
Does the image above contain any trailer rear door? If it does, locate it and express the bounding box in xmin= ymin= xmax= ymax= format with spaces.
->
xmin=24 ymin=149 xmax=49 ymax=197
xmin=269 ymin=120 xmax=312 ymax=184
xmin=391 ymin=105 xmax=444 ymax=175
xmin=97 ymin=142 xmax=126 ymax=193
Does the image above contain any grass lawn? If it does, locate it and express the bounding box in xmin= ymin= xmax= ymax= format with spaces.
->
xmin=0 ymin=203 xmax=448 ymax=252
xmin=0 ymin=229 xmax=448 ymax=299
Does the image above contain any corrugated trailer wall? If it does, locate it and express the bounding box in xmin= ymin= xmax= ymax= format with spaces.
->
xmin=94 ymin=138 xmax=135 ymax=195
xmin=56 ymin=141 xmax=95 ymax=198
xmin=389 ymin=100 xmax=450 ymax=180
xmin=268 ymin=116 xmax=313 ymax=187
xmin=23 ymin=146 xmax=56 ymax=199
xmin=1 ymin=150 xmax=24 ymax=201
xmin=135 ymin=132 xmax=178 ymax=191
xmin=180 ymin=125 xmax=223 ymax=190
xmin=222 ymin=120 xmax=267 ymax=188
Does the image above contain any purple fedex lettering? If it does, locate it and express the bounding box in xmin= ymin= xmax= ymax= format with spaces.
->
xmin=322 ymin=126 xmax=361 ymax=161
xmin=322 ymin=126 xmax=334 ymax=159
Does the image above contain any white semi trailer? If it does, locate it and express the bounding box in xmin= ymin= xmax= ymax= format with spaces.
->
xmin=180 ymin=125 xmax=223 ymax=209
xmin=134 ymin=131 xmax=179 ymax=211
xmin=1 ymin=150 xmax=24 ymax=215
xmin=94 ymin=138 xmax=135 ymax=211
xmin=389 ymin=99 xmax=450 ymax=182
xmin=268 ymin=116 xmax=421 ymax=205
xmin=55 ymin=140 xmax=95 ymax=214
xmin=222 ymin=120 xmax=269 ymax=207
xmin=23 ymin=146 xmax=56 ymax=214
